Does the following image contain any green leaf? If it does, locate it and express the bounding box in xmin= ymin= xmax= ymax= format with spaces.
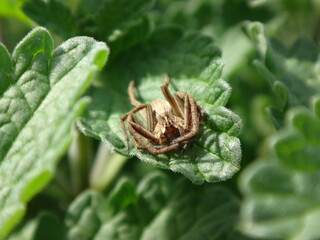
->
xmin=78 ymin=27 xmax=242 ymax=184
xmin=273 ymin=106 xmax=320 ymax=171
xmin=91 ymin=0 xmax=154 ymax=58
xmin=245 ymin=21 xmax=320 ymax=108
xmin=105 ymin=179 xmax=137 ymax=217
xmin=106 ymin=16 xmax=152 ymax=58
xmin=139 ymin=183 xmax=245 ymax=240
xmin=8 ymin=212 xmax=64 ymax=240
xmin=266 ymin=107 xmax=284 ymax=130
xmin=65 ymin=191 xmax=106 ymax=240
xmin=0 ymin=27 xmax=108 ymax=239
xmin=0 ymin=43 xmax=12 ymax=96
xmin=22 ymin=0 xmax=154 ymax=58
xmin=239 ymin=96 xmax=320 ymax=240
xmin=76 ymin=0 xmax=102 ymax=15
xmin=240 ymin=159 xmax=320 ymax=240
xmin=89 ymin=143 xmax=128 ymax=191
xmin=218 ymin=25 xmax=254 ymax=78
xmin=94 ymin=0 xmax=154 ymax=39
xmin=244 ymin=21 xmax=320 ymax=131
xmin=33 ymin=212 xmax=65 ymax=240
xmin=22 ymin=0 xmax=77 ymax=38
xmin=65 ymin=172 xmax=247 ymax=240
xmin=7 ymin=219 xmax=37 ymax=240
xmin=0 ymin=0 xmax=30 ymax=23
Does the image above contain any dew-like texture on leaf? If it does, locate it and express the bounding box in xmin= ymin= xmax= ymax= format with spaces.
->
xmin=0 ymin=27 xmax=108 ymax=239
xmin=65 ymin=172 xmax=249 ymax=240
xmin=239 ymin=97 xmax=320 ymax=240
xmin=78 ymin=27 xmax=242 ymax=184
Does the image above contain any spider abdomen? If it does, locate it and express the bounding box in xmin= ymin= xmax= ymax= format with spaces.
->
xmin=160 ymin=125 xmax=181 ymax=145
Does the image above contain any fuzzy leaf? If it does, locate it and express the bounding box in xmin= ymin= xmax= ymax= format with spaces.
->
xmin=65 ymin=172 xmax=247 ymax=240
xmin=0 ymin=27 xmax=108 ymax=239
xmin=239 ymin=96 xmax=320 ymax=240
xmin=78 ymin=27 xmax=242 ymax=184
xmin=244 ymin=21 xmax=320 ymax=127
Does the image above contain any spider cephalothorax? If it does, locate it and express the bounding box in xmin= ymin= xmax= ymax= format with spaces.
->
xmin=120 ymin=75 xmax=205 ymax=155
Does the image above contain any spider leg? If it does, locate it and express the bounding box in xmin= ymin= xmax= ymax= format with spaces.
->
xmin=175 ymin=92 xmax=192 ymax=131
xmin=127 ymin=115 xmax=154 ymax=150
xmin=171 ymin=93 xmax=200 ymax=143
xmin=128 ymin=114 xmax=159 ymax=143
xmin=131 ymin=133 xmax=145 ymax=149
xmin=120 ymin=112 xmax=131 ymax=153
xmin=120 ymin=104 xmax=154 ymax=152
xmin=128 ymin=121 xmax=180 ymax=154
xmin=160 ymin=74 xmax=183 ymax=118
xmin=128 ymin=81 xmax=142 ymax=107
xmin=128 ymin=80 xmax=151 ymax=123
xmin=197 ymin=105 xmax=206 ymax=122
xmin=130 ymin=104 xmax=156 ymax=132
xmin=176 ymin=91 xmax=205 ymax=122
xmin=182 ymin=93 xmax=192 ymax=131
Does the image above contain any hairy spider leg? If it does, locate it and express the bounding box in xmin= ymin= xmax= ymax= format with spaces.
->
xmin=127 ymin=121 xmax=180 ymax=154
xmin=167 ymin=93 xmax=190 ymax=136
xmin=120 ymin=104 xmax=155 ymax=152
xmin=197 ymin=105 xmax=206 ymax=122
xmin=160 ymin=74 xmax=183 ymax=118
xmin=128 ymin=115 xmax=156 ymax=149
xmin=128 ymin=81 xmax=142 ymax=106
xmin=128 ymin=80 xmax=158 ymax=129
xmin=181 ymin=93 xmax=192 ymax=130
xmin=172 ymin=92 xmax=200 ymax=143
xmin=128 ymin=113 xmax=159 ymax=144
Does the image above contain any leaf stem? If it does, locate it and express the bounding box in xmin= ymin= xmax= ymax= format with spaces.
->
xmin=90 ymin=142 xmax=128 ymax=191
xmin=68 ymin=125 xmax=94 ymax=196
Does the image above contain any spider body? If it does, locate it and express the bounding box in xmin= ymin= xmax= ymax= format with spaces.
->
xmin=120 ymin=75 xmax=205 ymax=155
xmin=150 ymin=98 xmax=183 ymax=145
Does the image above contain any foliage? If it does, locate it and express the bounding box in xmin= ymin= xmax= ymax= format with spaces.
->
xmin=65 ymin=172 xmax=246 ymax=240
xmin=77 ymin=27 xmax=242 ymax=184
xmin=22 ymin=0 xmax=243 ymax=183
xmin=0 ymin=27 xmax=108 ymax=238
xmin=0 ymin=0 xmax=319 ymax=239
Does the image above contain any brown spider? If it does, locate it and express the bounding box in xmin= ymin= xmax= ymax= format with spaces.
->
xmin=120 ymin=75 xmax=205 ymax=155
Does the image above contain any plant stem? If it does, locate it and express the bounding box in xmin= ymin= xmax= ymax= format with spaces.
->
xmin=90 ymin=142 xmax=128 ymax=192
xmin=68 ymin=125 xmax=94 ymax=195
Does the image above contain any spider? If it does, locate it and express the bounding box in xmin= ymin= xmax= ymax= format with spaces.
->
xmin=120 ymin=75 xmax=205 ymax=155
